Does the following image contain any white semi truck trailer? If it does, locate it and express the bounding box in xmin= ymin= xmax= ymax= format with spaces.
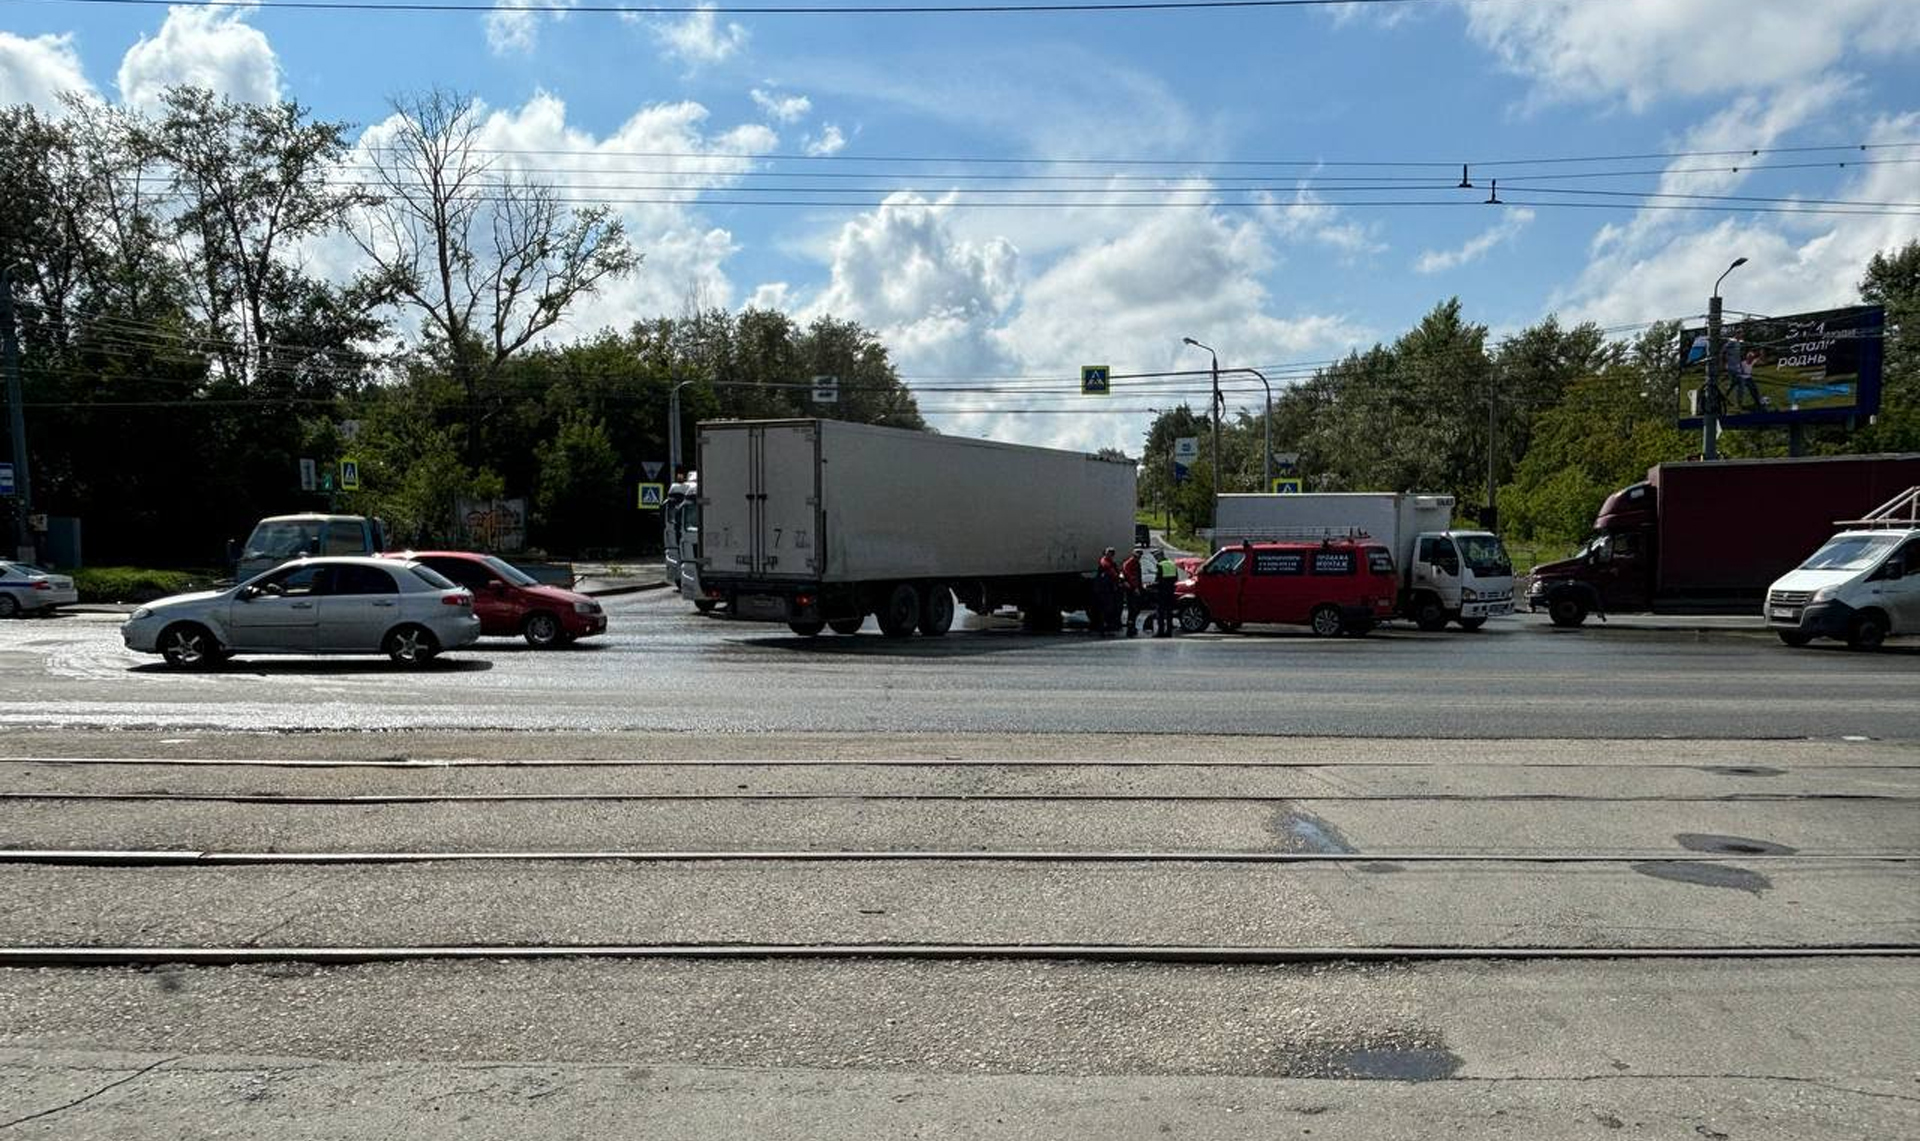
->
xmin=697 ymin=419 xmax=1137 ymax=636
xmin=1213 ymin=492 xmax=1516 ymax=630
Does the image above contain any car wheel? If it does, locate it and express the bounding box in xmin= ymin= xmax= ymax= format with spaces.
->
xmin=1456 ymin=616 xmax=1487 ymax=631
xmin=918 ymin=586 xmax=955 ymax=636
xmin=0 ymin=594 xmax=17 ymax=619
xmin=694 ymin=600 xmax=717 ymax=614
xmin=159 ymin=623 xmax=221 ymax=669
xmin=828 ymin=617 xmax=865 ymax=635
xmin=788 ymin=619 xmax=826 ymax=637
xmin=1177 ymin=599 xmax=1210 ymax=634
xmin=1547 ymin=595 xmax=1589 ymax=628
xmin=877 ymin=583 xmax=920 ymax=638
xmin=523 ymin=611 xmax=563 ymax=648
xmin=1413 ymin=596 xmax=1448 ymax=632
xmin=1776 ymin=630 xmax=1813 ymax=647
xmin=1845 ymin=613 xmax=1886 ymax=651
xmin=1310 ymin=605 xmax=1344 ymax=637
xmin=385 ymin=624 xmax=440 ymax=666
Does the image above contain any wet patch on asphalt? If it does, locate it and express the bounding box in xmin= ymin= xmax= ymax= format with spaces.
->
xmin=1675 ymin=832 xmax=1798 ymax=855
xmin=1351 ymin=862 xmax=1404 ymax=874
xmin=1630 ymin=861 xmax=1772 ymax=894
xmin=1694 ymin=765 xmax=1786 ymax=777
xmin=1272 ymin=808 xmax=1358 ymax=853
xmin=1277 ymin=1042 xmax=1463 ymax=1081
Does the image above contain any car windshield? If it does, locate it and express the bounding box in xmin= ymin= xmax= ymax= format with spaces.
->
xmin=244 ymin=521 xmax=321 ymax=559
xmin=1458 ymin=534 xmax=1513 ymax=576
xmin=481 ymin=556 xmax=539 ymax=586
xmin=1798 ymin=534 xmax=1900 ymax=572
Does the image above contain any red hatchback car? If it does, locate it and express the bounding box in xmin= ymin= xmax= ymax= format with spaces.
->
xmin=386 ymin=551 xmax=606 ymax=647
xmin=1175 ymin=538 xmax=1397 ymax=636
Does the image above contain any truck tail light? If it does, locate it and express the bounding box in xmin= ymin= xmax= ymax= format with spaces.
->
xmin=442 ymin=591 xmax=472 ymax=607
xmin=796 ymin=593 xmax=815 ymax=607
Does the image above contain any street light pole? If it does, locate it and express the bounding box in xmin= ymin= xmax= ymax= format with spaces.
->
xmin=1182 ymin=337 xmax=1221 ymax=547
xmin=0 ymin=265 xmax=33 ymax=562
xmin=1703 ymin=256 xmax=1747 ymax=462
xmin=1217 ymin=367 xmax=1271 ymax=491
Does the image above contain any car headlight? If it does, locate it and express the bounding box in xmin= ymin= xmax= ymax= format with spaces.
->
xmin=1461 ymin=587 xmax=1478 ymax=601
xmin=130 ymin=607 xmax=152 ymax=620
xmin=573 ymin=600 xmax=599 ymax=614
xmin=1810 ymin=586 xmax=1837 ymax=604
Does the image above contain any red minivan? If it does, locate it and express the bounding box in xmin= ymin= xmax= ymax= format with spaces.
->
xmin=1174 ymin=539 xmax=1397 ymax=636
xmin=385 ymin=551 xmax=607 ymax=647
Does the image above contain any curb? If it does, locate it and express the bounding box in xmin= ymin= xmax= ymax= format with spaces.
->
xmin=579 ymin=581 xmax=672 ymax=598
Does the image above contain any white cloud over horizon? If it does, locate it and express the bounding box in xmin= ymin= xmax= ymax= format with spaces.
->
xmin=651 ymin=5 xmax=749 ymax=69
xmin=117 ymin=6 xmax=280 ymax=112
xmin=1416 ymin=208 xmax=1535 ymax=275
xmin=0 ymin=31 xmax=95 ymax=111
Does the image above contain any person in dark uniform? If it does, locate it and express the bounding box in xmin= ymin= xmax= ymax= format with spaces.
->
xmin=1153 ymin=548 xmax=1177 ymax=637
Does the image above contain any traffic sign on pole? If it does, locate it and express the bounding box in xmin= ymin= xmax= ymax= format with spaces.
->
xmin=638 ymin=482 xmax=665 ymax=509
xmin=811 ymin=375 xmax=839 ymax=404
xmin=1271 ymin=477 xmax=1303 ymax=494
xmin=299 ymin=458 xmax=317 ymax=492
xmin=1081 ymin=365 xmax=1112 ymax=396
xmin=0 ymin=463 xmax=12 ymax=497
xmin=339 ymin=458 xmax=361 ymax=491
xmin=642 ymin=460 xmax=665 ymax=480
xmin=1173 ymin=437 xmax=1199 ymax=464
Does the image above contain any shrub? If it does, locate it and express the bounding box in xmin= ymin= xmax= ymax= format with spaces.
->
xmin=71 ymin=567 xmax=218 ymax=604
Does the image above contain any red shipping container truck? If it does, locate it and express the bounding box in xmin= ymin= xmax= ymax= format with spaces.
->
xmin=1526 ymin=454 xmax=1920 ymax=625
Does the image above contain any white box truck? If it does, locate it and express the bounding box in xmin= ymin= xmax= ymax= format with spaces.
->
xmin=697 ymin=419 xmax=1138 ymax=636
xmin=1212 ymin=492 xmax=1516 ymax=630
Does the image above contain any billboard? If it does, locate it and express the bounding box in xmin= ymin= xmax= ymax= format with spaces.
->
xmin=1677 ymin=304 xmax=1884 ymax=429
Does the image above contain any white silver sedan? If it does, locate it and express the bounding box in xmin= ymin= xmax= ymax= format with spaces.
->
xmin=0 ymin=561 xmax=78 ymax=618
xmin=121 ymin=556 xmax=480 ymax=668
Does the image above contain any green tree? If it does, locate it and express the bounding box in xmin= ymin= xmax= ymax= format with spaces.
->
xmin=1857 ymin=240 xmax=1920 ymax=451
xmin=535 ymin=412 xmax=624 ymax=554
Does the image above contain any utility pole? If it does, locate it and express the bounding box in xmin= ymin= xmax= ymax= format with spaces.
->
xmin=1182 ymin=337 xmax=1222 ymax=548
xmin=1485 ymin=368 xmax=1498 ymax=532
xmin=1 ymin=265 xmax=33 ymax=563
xmin=667 ymin=375 xmax=693 ymax=482
xmin=1703 ymin=257 xmax=1747 ymax=462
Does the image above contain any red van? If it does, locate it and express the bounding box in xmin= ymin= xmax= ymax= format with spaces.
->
xmin=384 ymin=551 xmax=607 ymax=647
xmin=1174 ymin=539 xmax=1397 ymax=636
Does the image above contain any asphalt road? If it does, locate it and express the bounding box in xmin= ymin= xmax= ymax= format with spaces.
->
xmin=2 ymin=589 xmax=1917 ymax=736
xmin=1 ymin=596 xmax=1916 ymax=1138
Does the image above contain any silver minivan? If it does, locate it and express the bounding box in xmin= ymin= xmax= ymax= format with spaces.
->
xmin=235 ymin=514 xmax=387 ymax=582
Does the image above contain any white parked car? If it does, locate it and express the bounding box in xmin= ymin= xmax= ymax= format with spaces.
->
xmin=0 ymin=561 xmax=78 ymax=618
xmin=1765 ymin=487 xmax=1920 ymax=650
xmin=121 ymin=556 xmax=480 ymax=668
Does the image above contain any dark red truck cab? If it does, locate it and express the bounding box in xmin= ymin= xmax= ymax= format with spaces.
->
xmin=1527 ymin=454 xmax=1920 ymax=626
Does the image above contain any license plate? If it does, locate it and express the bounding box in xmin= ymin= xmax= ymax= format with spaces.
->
xmin=738 ymin=595 xmax=787 ymax=620
xmin=1770 ymin=607 xmax=1795 ymax=620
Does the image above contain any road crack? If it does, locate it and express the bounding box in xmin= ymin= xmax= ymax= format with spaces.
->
xmin=0 ymin=1055 xmax=179 ymax=1131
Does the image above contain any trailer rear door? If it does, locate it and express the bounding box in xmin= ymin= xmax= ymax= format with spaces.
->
xmin=756 ymin=422 xmax=821 ymax=577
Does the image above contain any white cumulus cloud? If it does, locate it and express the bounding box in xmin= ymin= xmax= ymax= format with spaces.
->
xmin=0 ymin=32 xmax=96 ymax=111
xmin=652 ymin=5 xmax=748 ymax=68
xmin=1415 ymin=208 xmax=1535 ymax=275
xmin=750 ymin=87 xmax=811 ymax=124
xmin=484 ymin=0 xmax=575 ymax=56
xmin=804 ymin=124 xmax=846 ymax=157
xmin=118 ymin=7 xmax=280 ymax=113
xmin=1459 ymin=0 xmax=1920 ymax=111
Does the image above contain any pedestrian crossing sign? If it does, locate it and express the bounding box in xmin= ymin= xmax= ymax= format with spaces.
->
xmin=1081 ymin=365 xmax=1111 ymax=396
xmin=638 ymin=482 xmax=665 ymax=510
xmin=1271 ymin=477 xmax=1303 ymax=494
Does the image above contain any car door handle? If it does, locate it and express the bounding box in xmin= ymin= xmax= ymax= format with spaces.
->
xmin=291 ymin=601 xmax=314 ymax=609
xmin=372 ymin=599 xmax=397 ymax=607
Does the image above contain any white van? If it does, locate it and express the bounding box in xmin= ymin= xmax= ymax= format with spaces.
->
xmin=1765 ymin=487 xmax=1920 ymax=650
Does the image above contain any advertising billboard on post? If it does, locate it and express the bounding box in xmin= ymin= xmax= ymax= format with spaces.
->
xmin=1677 ymin=304 xmax=1884 ymax=429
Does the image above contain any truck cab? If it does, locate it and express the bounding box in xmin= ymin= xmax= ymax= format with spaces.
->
xmin=664 ymin=473 xmax=724 ymax=613
xmin=1527 ymin=481 xmax=1654 ymax=626
xmin=1404 ymin=530 xmax=1515 ymax=631
xmin=234 ymin=514 xmax=386 ymax=583
xmin=1767 ymin=487 xmax=1920 ymax=650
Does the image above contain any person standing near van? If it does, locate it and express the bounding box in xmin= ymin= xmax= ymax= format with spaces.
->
xmin=1121 ymin=548 xmax=1144 ymax=636
xmin=1139 ymin=549 xmax=1161 ymax=633
xmin=1153 ymin=548 xmax=1178 ymax=637
xmin=1094 ymin=548 xmax=1120 ymax=635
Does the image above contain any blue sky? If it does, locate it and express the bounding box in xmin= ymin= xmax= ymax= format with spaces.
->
xmin=3 ymin=0 xmax=1918 ymax=451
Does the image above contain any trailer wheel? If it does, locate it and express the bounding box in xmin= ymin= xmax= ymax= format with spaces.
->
xmin=828 ymin=617 xmax=865 ymax=635
xmin=1456 ymin=616 xmax=1487 ymax=632
xmin=877 ymin=583 xmax=920 ymax=638
xmin=1309 ymin=605 xmax=1344 ymax=637
xmin=1845 ymin=612 xmax=1887 ymax=651
xmin=1177 ymin=599 xmax=1211 ymax=634
xmin=788 ymin=619 xmax=826 ymax=637
xmin=918 ymin=586 xmax=954 ymax=636
xmin=1776 ymin=630 xmax=1813 ymax=647
xmin=1412 ymin=595 xmax=1449 ymax=632
xmin=1547 ymin=595 xmax=1588 ymax=628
